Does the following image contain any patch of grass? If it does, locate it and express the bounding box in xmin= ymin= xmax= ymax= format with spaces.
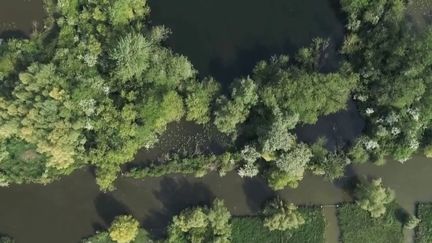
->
xmin=416 ymin=203 xmax=432 ymax=243
xmin=231 ymin=207 xmax=325 ymax=243
xmin=338 ymin=203 xmax=404 ymax=243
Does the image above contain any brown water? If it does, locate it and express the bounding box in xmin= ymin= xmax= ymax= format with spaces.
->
xmin=0 ymin=0 xmax=44 ymax=38
xmin=0 ymin=1 xmax=431 ymax=243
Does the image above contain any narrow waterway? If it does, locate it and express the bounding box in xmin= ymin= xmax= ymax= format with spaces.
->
xmin=0 ymin=1 xmax=431 ymax=243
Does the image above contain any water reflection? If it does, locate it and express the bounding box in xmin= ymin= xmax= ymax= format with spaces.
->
xmin=241 ymin=178 xmax=275 ymax=212
xmin=94 ymin=193 xmax=132 ymax=227
xmin=149 ymin=0 xmax=344 ymax=83
xmin=144 ymin=177 xmax=215 ymax=237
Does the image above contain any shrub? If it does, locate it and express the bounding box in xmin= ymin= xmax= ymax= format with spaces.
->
xmin=263 ymin=198 xmax=305 ymax=231
xmin=355 ymin=178 xmax=395 ymax=218
xmin=108 ymin=215 xmax=140 ymax=243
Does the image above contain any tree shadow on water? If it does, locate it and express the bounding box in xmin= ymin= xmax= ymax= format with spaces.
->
xmin=94 ymin=193 xmax=131 ymax=227
xmin=333 ymin=165 xmax=361 ymax=200
xmin=142 ymin=177 xmax=214 ymax=238
xmin=242 ymin=177 xmax=276 ymax=213
xmin=0 ymin=30 xmax=28 ymax=39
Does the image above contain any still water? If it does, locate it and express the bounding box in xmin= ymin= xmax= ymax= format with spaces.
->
xmin=0 ymin=1 xmax=431 ymax=243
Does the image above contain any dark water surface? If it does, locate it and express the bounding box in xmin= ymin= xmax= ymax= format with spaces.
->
xmin=149 ymin=0 xmax=344 ymax=82
xmin=0 ymin=1 xmax=430 ymax=243
xmin=0 ymin=0 xmax=45 ymax=38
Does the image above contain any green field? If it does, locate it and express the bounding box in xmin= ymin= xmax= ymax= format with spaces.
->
xmin=416 ymin=203 xmax=432 ymax=243
xmin=338 ymin=203 xmax=404 ymax=243
xmin=231 ymin=208 xmax=325 ymax=243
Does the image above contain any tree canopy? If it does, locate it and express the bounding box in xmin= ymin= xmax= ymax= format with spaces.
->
xmin=0 ymin=0 xmax=206 ymax=190
xmin=355 ymin=178 xmax=395 ymax=218
xmin=167 ymin=199 xmax=232 ymax=243
xmin=342 ymin=0 xmax=432 ymax=163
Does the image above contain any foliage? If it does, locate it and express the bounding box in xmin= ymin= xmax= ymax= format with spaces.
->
xmin=108 ymin=215 xmax=140 ymax=243
xmin=184 ymin=78 xmax=221 ymax=124
xmin=237 ymin=146 xmax=260 ymax=178
xmin=348 ymin=137 xmax=370 ymax=164
xmin=0 ymin=0 xmax=205 ymax=189
xmin=308 ymin=138 xmax=351 ymax=181
xmin=423 ymin=145 xmax=432 ymax=158
xmin=267 ymin=143 xmax=312 ymax=190
xmin=337 ymin=203 xmax=404 ymax=243
xmin=257 ymin=110 xmax=298 ymax=154
xmin=355 ymin=178 xmax=395 ymax=218
xmin=167 ymin=199 xmax=231 ymax=243
xmin=263 ymin=198 xmax=305 ymax=231
xmin=342 ymin=0 xmax=432 ymax=162
xmin=82 ymin=229 xmax=151 ymax=243
xmin=0 ymin=138 xmax=48 ymax=185
xmin=416 ymin=203 xmax=432 ymax=243
xmin=214 ymin=78 xmax=258 ymax=135
xmin=254 ymin=48 xmax=358 ymax=124
xmin=404 ymin=215 xmax=420 ymax=230
xmin=126 ymin=152 xmax=240 ymax=179
xmin=231 ymin=208 xmax=325 ymax=243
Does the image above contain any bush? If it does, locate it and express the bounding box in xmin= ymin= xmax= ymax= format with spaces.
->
xmin=126 ymin=153 xmax=241 ymax=179
xmin=263 ymin=198 xmax=305 ymax=231
xmin=108 ymin=215 xmax=140 ymax=243
xmin=423 ymin=145 xmax=432 ymax=158
xmin=355 ymin=178 xmax=395 ymax=218
xmin=167 ymin=199 xmax=232 ymax=243
xmin=404 ymin=215 xmax=420 ymax=230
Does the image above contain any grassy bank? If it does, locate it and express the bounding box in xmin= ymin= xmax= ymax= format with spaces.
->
xmin=337 ymin=203 xmax=404 ymax=243
xmin=416 ymin=203 xmax=432 ymax=243
xmin=231 ymin=207 xmax=325 ymax=243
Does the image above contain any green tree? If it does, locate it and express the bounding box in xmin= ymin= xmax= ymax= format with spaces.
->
xmin=342 ymin=0 xmax=432 ymax=162
xmin=108 ymin=215 xmax=140 ymax=243
xmin=214 ymin=77 xmax=258 ymax=134
xmin=258 ymin=109 xmax=298 ymax=155
xmin=168 ymin=199 xmax=232 ymax=243
xmin=355 ymin=178 xmax=395 ymax=218
xmin=255 ymin=53 xmax=358 ymax=124
xmin=184 ymin=78 xmax=220 ymax=124
xmin=309 ymin=138 xmax=351 ymax=181
xmin=263 ymin=198 xmax=305 ymax=231
xmin=267 ymin=143 xmax=312 ymax=190
xmin=109 ymin=0 xmax=149 ymax=26
xmin=404 ymin=215 xmax=420 ymax=230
